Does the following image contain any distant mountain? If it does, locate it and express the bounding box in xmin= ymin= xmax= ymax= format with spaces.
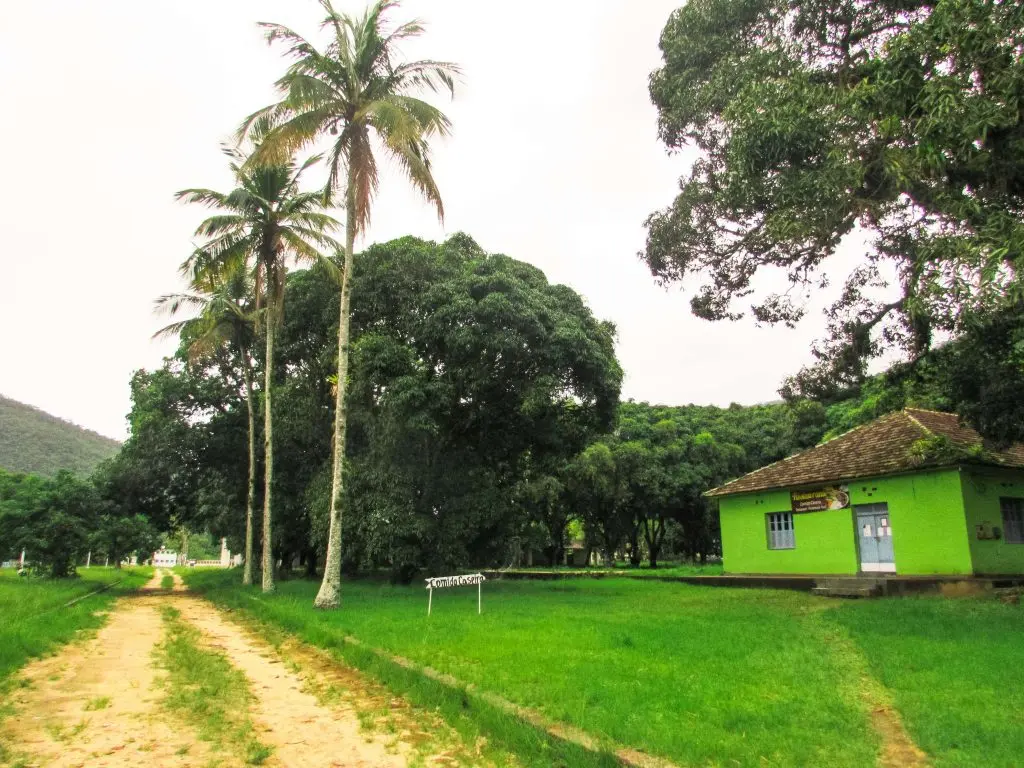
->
xmin=0 ymin=395 xmax=121 ymax=476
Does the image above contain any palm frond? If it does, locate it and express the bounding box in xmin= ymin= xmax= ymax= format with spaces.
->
xmin=175 ymin=188 xmax=230 ymax=207
xmin=386 ymin=136 xmax=444 ymax=221
xmin=347 ymin=127 xmax=380 ymax=235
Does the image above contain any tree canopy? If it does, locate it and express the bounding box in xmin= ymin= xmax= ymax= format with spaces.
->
xmin=644 ymin=0 xmax=1024 ymax=397
xmin=109 ymin=234 xmax=622 ymax=581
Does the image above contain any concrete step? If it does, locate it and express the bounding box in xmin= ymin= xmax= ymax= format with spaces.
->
xmin=812 ymin=585 xmax=880 ymax=598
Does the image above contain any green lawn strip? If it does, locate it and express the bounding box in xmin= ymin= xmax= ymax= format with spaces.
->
xmin=0 ymin=567 xmax=153 ymax=686
xmin=830 ymin=595 xmax=1024 ymax=768
xmin=160 ymin=574 xmax=175 ymax=590
xmin=154 ymin=605 xmax=272 ymax=766
xmin=186 ymin=570 xmax=877 ymax=767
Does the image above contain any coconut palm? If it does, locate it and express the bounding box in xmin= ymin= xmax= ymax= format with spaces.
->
xmin=176 ymin=150 xmax=341 ymax=593
xmin=153 ymin=262 xmax=260 ymax=586
xmin=241 ymin=0 xmax=457 ymax=609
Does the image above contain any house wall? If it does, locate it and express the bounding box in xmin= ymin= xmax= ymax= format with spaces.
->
xmin=960 ymin=467 xmax=1024 ymax=575
xmin=719 ymin=469 xmax=973 ymax=575
xmin=719 ymin=488 xmax=858 ymax=574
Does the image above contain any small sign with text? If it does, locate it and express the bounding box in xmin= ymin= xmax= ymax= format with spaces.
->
xmin=425 ymin=573 xmax=486 ymax=615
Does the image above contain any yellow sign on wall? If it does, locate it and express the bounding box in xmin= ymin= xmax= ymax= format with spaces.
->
xmin=791 ymin=485 xmax=850 ymax=513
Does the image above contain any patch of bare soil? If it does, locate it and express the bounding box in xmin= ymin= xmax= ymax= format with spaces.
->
xmin=872 ymin=705 xmax=929 ymax=768
xmin=0 ymin=591 xmax=215 ymax=767
xmin=270 ymin=634 xmax=516 ymax=767
xmin=174 ymin=598 xmax=409 ymax=768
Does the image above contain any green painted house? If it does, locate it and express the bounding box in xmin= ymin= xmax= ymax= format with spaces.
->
xmin=707 ymin=409 xmax=1024 ymax=576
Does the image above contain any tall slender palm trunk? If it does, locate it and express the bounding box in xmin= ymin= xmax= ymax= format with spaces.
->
xmin=242 ymin=354 xmax=257 ymax=586
xmin=262 ymin=307 xmax=277 ymax=593
xmin=315 ymin=176 xmax=357 ymax=609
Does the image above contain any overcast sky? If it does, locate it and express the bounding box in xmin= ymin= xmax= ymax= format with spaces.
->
xmin=0 ymin=0 xmax=858 ymax=440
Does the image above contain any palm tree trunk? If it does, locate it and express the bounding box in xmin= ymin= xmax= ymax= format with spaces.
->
xmin=243 ymin=352 xmax=257 ymax=586
xmin=314 ymin=174 xmax=357 ymax=609
xmin=261 ymin=305 xmax=277 ymax=593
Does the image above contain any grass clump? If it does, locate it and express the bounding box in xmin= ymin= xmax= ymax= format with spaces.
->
xmin=154 ymin=605 xmax=271 ymax=765
xmin=84 ymin=696 xmax=110 ymax=712
xmin=160 ymin=574 xmax=174 ymax=590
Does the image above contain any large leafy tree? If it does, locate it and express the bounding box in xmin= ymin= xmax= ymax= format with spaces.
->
xmin=0 ymin=469 xmax=101 ymax=577
xmin=643 ymin=0 xmax=1024 ymax=402
xmin=154 ymin=264 xmax=260 ymax=585
xmin=115 ymin=234 xmax=621 ymax=582
xmin=177 ymin=150 xmax=340 ymax=593
xmin=341 ymin=236 xmax=621 ymax=579
xmin=242 ymin=0 xmax=458 ymax=608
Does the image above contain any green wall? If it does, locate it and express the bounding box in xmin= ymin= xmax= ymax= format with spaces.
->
xmin=719 ymin=488 xmax=858 ymax=575
xmin=719 ymin=469 xmax=974 ymax=575
xmin=961 ymin=468 xmax=1024 ymax=575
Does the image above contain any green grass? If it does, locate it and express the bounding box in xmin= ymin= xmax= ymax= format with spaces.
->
xmin=831 ymin=594 xmax=1024 ymax=768
xmin=84 ymin=695 xmax=111 ymax=711
xmin=0 ymin=567 xmax=152 ymax=686
xmin=185 ymin=571 xmax=882 ymax=767
xmin=160 ymin=574 xmax=174 ymax=590
xmin=154 ymin=605 xmax=272 ymax=765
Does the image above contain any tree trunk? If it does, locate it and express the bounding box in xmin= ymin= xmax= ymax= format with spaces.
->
xmin=642 ymin=517 xmax=666 ymax=569
xmin=262 ymin=300 xmax=277 ymax=594
xmin=628 ymin=524 xmax=642 ymax=567
xmin=305 ymin=548 xmax=318 ymax=578
xmin=243 ymin=353 xmax=257 ymax=587
xmin=315 ymin=172 xmax=357 ymax=610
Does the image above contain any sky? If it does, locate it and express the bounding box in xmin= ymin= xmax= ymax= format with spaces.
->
xmin=0 ymin=0 xmax=859 ymax=441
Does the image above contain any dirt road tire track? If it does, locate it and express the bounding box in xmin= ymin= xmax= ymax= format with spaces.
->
xmin=0 ymin=572 xmax=215 ymax=768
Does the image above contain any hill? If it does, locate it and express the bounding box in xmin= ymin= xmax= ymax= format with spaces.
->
xmin=0 ymin=395 xmax=120 ymax=476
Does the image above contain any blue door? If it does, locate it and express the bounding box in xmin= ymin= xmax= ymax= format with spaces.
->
xmin=856 ymin=503 xmax=895 ymax=573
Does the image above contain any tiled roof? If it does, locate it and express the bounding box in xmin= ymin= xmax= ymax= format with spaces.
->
xmin=706 ymin=408 xmax=1024 ymax=497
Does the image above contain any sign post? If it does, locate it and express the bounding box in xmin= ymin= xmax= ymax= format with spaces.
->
xmin=425 ymin=573 xmax=486 ymax=616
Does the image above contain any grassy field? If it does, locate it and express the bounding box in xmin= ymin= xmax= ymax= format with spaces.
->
xmin=185 ymin=571 xmax=900 ymax=767
xmin=833 ymin=595 xmax=1024 ymax=768
xmin=0 ymin=566 xmax=152 ymax=686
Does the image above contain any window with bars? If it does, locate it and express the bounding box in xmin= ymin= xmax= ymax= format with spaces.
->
xmin=1000 ymin=498 xmax=1024 ymax=544
xmin=766 ymin=512 xmax=795 ymax=550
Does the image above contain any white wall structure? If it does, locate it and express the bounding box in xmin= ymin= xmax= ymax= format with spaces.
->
xmin=153 ymin=548 xmax=178 ymax=567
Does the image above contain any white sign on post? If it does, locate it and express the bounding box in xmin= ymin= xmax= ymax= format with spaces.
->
xmin=425 ymin=573 xmax=486 ymax=616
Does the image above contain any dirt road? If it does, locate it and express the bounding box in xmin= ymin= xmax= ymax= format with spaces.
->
xmin=0 ymin=570 xmax=512 ymax=768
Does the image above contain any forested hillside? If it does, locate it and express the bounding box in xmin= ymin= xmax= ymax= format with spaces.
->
xmin=0 ymin=396 xmax=120 ymax=476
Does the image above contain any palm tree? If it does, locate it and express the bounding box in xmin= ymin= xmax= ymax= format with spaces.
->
xmin=177 ymin=149 xmax=341 ymax=593
xmin=153 ymin=262 xmax=260 ymax=586
xmin=241 ymin=0 xmax=457 ymax=609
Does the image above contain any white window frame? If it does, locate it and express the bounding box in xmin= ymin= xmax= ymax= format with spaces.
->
xmin=767 ymin=512 xmax=795 ymax=550
xmin=1000 ymin=497 xmax=1024 ymax=544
